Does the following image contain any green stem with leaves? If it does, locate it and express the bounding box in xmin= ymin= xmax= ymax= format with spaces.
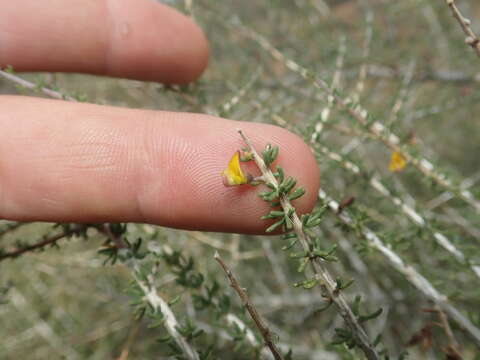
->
xmin=238 ymin=130 xmax=379 ymax=360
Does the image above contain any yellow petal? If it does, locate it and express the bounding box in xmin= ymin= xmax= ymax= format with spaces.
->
xmin=389 ymin=151 xmax=407 ymax=172
xmin=222 ymin=151 xmax=248 ymax=186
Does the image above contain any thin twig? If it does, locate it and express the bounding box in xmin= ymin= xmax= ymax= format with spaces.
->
xmin=214 ymin=251 xmax=284 ymax=360
xmin=102 ymin=228 xmax=200 ymax=360
xmin=353 ymin=9 xmax=373 ymax=101
xmin=236 ymin=21 xmax=480 ymax=213
xmin=315 ymin=143 xmax=480 ymax=279
xmin=238 ymin=130 xmax=379 ymax=360
xmin=388 ymin=59 xmax=416 ymax=125
xmin=318 ymin=189 xmax=480 ymax=348
xmin=197 ymin=314 xmax=339 ymax=360
xmin=100 ymin=224 xmax=127 ymax=249
xmin=445 ymin=0 xmax=480 ymax=58
xmin=221 ymin=66 xmax=262 ymax=115
xmin=133 ymin=269 xmax=200 ymax=360
xmin=0 ymin=69 xmax=76 ymax=101
xmin=116 ymin=318 xmax=141 ymax=360
xmin=311 ymin=35 xmax=346 ymax=144
xmin=188 ymin=231 xmax=263 ymax=260
xmin=0 ymin=225 xmax=86 ymax=261
xmin=434 ymin=306 xmax=462 ymax=358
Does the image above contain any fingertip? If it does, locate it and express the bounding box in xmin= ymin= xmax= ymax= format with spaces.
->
xmin=164 ymin=18 xmax=209 ymax=84
xmin=199 ymin=122 xmax=321 ymax=234
xmin=0 ymin=0 xmax=209 ymax=84
xmin=166 ymin=13 xmax=209 ymax=84
xmin=106 ymin=0 xmax=209 ymax=84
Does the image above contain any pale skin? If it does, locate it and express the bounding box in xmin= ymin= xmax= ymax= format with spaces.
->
xmin=0 ymin=0 xmax=320 ymax=234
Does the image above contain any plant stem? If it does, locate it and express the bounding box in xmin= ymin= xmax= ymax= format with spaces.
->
xmin=0 ymin=225 xmax=86 ymax=261
xmin=237 ymin=22 xmax=480 ymax=213
xmin=238 ymin=129 xmax=379 ymax=360
xmin=318 ymin=189 xmax=480 ymax=348
xmin=0 ymin=69 xmax=75 ymax=101
xmin=214 ymin=251 xmax=284 ymax=360
xmin=102 ymin=228 xmax=200 ymax=360
xmin=445 ymin=0 xmax=480 ymax=58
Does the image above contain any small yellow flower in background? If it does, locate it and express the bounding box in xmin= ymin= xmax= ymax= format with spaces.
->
xmin=389 ymin=151 xmax=407 ymax=172
xmin=222 ymin=151 xmax=249 ymax=186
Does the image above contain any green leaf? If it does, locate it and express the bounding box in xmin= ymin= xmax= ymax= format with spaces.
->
xmin=289 ymin=251 xmax=307 ymax=258
xmin=261 ymin=210 xmax=285 ymax=220
xmin=335 ymin=278 xmax=354 ymax=291
xmin=288 ymin=187 xmax=306 ymax=201
xmin=282 ymin=232 xmax=297 ymax=240
xmin=280 ymin=177 xmax=297 ymax=194
xmin=157 ymin=334 xmax=171 ymax=343
xmin=305 ymin=208 xmax=326 ymax=227
xmin=301 ymin=214 xmax=310 ymax=226
xmin=306 ymin=217 xmax=323 ymax=228
xmin=281 ymin=239 xmax=297 ymax=251
xmin=359 ymin=308 xmax=383 ymax=323
xmin=313 ymin=244 xmax=338 ymax=262
xmin=352 ymin=295 xmax=362 ymax=316
xmin=297 ymin=257 xmax=309 ymax=273
xmin=265 ymin=218 xmax=285 ymax=233
xmin=294 ymin=278 xmax=317 ymax=289
xmin=168 ymin=295 xmax=181 ymax=306
xmin=270 ymin=145 xmax=279 ymax=163
xmin=259 ymin=190 xmax=279 ymax=202
xmin=274 ymin=166 xmax=285 ymax=183
xmin=315 ymin=300 xmax=333 ymax=314
xmin=262 ymin=144 xmax=279 ymax=167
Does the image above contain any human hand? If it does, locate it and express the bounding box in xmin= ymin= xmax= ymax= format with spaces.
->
xmin=0 ymin=0 xmax=320 ymax=234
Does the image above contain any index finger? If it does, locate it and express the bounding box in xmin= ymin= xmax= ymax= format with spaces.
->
xmin=0 ymin=0 xmax=208 ymax=84
xmin=0 ymin=96 xmax=320 ymax=234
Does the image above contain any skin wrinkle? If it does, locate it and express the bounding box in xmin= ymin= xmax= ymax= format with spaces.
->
xmin=160 ymin=132 xmax=201 ymax=226
xmin=133 ymin=116 xmax=170 ymax=224
xmin=133 ymin=115 xmax=159 ymax=223
xmin=134 ymin=116 xmax=196 ymax=226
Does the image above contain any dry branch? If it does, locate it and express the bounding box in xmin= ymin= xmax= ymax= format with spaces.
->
xmin=214 ymin=251 xmax=284 ymax=360
xmin=445 ymin=0 xmax=480 ymax=57
xmin=0 ymin=69 xmax=75 ymax=101
xmin=0 ymin=225 xmax=86 ymax=261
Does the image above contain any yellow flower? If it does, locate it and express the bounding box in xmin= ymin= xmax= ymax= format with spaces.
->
xmin=389 ymin=151 xmax=407 ymax=172
xmin=222 ymin=151 xmax=249 ymax=186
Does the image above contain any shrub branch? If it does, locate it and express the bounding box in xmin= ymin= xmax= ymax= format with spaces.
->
xmin=214 ymin=251 xmax=284 ymax=360
xmin=318 ymin=189 xmax=480 ymax=348
xmin=445 ymin=0 xmax=480 ymax=57
xmin=102 ymin=228 xmax=200 ymax=360
xmin=236 ymin=21 xmax=480 ymax=213
xmin=0 ymin=225 xmax=86 ymax=262
xmin=238 ymin=129 xmax=379 ymax=360
xmin=0 ymin=69 xmax=75 ymax=101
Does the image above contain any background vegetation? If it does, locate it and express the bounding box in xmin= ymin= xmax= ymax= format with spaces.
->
xmin=1 ymin=0 xmax=480 ymax=359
